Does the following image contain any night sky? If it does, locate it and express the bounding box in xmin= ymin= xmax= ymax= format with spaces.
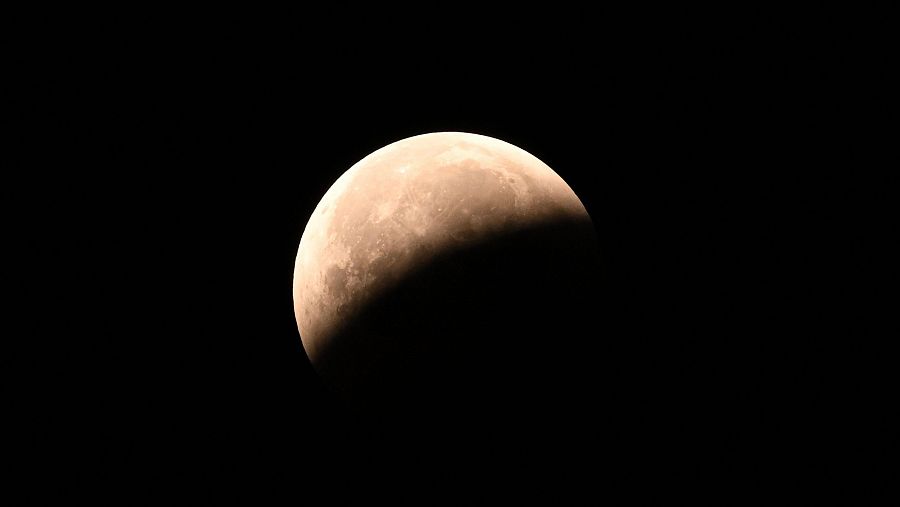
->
xmin=11 ymin=7 xmax=887 ymax=504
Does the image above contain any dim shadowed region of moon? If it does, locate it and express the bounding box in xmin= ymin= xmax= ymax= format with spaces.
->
xmin=292 ymin=132 xmax=603 ymax=500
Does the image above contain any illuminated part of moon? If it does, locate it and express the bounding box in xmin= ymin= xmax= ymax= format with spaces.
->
xmin=293 ymin=132 xmax=590 ymax=362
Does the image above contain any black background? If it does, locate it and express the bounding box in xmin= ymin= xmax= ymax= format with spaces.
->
xmin=9 ymin=6 xmax=890 ymax=505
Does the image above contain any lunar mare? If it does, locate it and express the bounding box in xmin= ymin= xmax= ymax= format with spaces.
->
xmin=293 ymin=132 xmax=592 ymax=367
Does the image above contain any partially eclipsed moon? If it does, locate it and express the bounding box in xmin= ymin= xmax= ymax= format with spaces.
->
xmin=293 ymin=132 xmax=598 ymax=406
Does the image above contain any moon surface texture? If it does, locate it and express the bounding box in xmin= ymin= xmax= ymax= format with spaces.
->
xmin=293 ymin=132 xmax=599 ymax=414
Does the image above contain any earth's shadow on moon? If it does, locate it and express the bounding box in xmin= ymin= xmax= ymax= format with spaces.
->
xmin=309 ymin=214 xmax=607 ymax=498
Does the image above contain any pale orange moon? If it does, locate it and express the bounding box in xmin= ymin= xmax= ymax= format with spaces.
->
xmin=293 ymin=132 xmax=592 ymax=368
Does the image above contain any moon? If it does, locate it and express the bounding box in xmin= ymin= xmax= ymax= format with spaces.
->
xmin=293 ymin=132 xmax=599 ymax=412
